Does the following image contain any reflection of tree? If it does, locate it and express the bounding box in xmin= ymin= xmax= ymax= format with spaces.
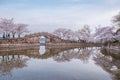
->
xmin=0 ymin=46 xmax=96 ymax=60
xmin=0 ymin=55 xmax=29 ymax=76
xmin=0 ymin=47 xmax=94 ymax=77
xmin=93 ymin=48 xmax=120 ymax=80
xmin=1 ymin=46 xmax=120 ymax=80
xmin=53 ymin=47 xmax=93 ymax=63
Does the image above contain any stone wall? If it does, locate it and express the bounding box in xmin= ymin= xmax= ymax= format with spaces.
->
xmin=0 ymin=38 xmax=28 ymax=44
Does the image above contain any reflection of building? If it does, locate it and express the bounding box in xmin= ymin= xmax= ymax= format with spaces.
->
xmin=93 ymin=48 xmax=120 ymax=80
xmin=39 ymin=46 xmax=46 ymax=55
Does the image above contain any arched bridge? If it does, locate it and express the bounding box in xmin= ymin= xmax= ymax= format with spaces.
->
xmin=0 ymin=32 xmax=69 ymax=44
xmin=25 ymin=32 xmax=64 ymax=43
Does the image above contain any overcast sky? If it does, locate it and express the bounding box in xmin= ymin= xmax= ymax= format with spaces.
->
xmin=0 ymin=0 xmax=120 ymax=33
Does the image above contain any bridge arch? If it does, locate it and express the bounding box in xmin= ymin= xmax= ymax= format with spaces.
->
xmin=25 ymin=32 xmax=63 ymax=44
xmin=39 ymin=36 xmax=46 ymax=44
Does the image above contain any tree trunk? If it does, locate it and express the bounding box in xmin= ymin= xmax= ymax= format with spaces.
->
xmin=108 ymin=42 xmax=110 ymax=48
xmin=18 ymin=34 xmax=20 ymax=38
xmin=12 ymin=33 xmax=16 ymax=38
xmin=3 ymin=32 xmax=5 ymax=39
xmin=6 ymin=32 xmax=8 ymax=38
xmin=13 ymin=34 xmax=15 ymax=38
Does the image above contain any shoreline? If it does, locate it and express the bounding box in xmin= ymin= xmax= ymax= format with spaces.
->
xmin=0 ymin=43 xmax=101 ymax=51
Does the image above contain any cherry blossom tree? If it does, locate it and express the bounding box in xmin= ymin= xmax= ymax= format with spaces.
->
xmin=53 ymin=26 xmax=92 ymax=42
xmin=10 ymin=24 xmax=17 ymax=38
xmin=0 ymin=18 xmax=29 ymax=38
xmin=63 ymin=29 xmax=75 ymax=40
xmin=16 ymin=23 xmax=29 ymax=38
xmin=94 ymin=26 xmax=114 ymax=43
xmin=75 ymin=25 xmax=92 ymax=42
xmin=53 ymin=28 xmax=75 ymax=40
xmin=53 ymin=28 xmax=66 ymax=39
xmin=0 ymin=18 xmax=14 ymax=38
xmin=75 ymin=29 xmax=84 ymax=42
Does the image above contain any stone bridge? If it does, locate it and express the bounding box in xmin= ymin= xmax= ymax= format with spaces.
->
xmin=0 ymin=32 xmax=70 ymax=44
xmin=24 ymin=32 xmax=65 ymax=43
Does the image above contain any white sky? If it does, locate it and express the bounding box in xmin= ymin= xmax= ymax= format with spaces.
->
xmin=0 ymin=0 xmax=120 ymax=33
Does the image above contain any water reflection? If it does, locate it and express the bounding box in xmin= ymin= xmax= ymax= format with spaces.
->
xmin=0 ymin=46 xmax=119 ymax=80
xmin=0 ymin=55 xmax=28 ymax=76
xmin=94 ymin=48 xmax=120 ymax=80
xmin=39 ymin=46 xmax=46 ymax=55
xmin=53 ymin=48 xmax=93 ymax=63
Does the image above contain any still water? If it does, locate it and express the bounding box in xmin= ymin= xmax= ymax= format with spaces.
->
xmin=0 ymin=46 xmax=120 ymax=80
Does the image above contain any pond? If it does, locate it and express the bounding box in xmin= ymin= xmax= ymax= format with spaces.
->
xmin=0 ymin=46 xmax=120 ymax=80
